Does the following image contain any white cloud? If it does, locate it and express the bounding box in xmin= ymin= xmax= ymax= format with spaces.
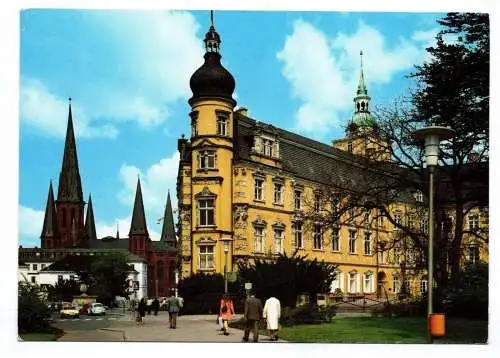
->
xmin=95 ymin=216 xmax=161 ymax=241
xmin=20 ymin=77 xmax=119 ymax=139
xmin=18 ymin=205 xmax=44 ymax=246
xmin=20 ymin=10 xmax=204 ymax=138
xmin=118 ymin=151 xmax=180 ymax=226
xmin=277 ymin=19 xmax=438 ymax=135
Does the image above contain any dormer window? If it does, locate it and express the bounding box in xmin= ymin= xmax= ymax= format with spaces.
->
xmin=414 ymin=190 xmax=424 ymax=203
xmin=253 ymin=134 xmax=280 ymax=159
xmin=199 ymin=150 xmax=216 ymax=169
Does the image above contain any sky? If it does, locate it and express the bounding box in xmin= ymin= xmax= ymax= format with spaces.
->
xmin=4 ymin=0 xmax=500 ymax=356
xmin=16 ymin=8 xmax=450 ymax=247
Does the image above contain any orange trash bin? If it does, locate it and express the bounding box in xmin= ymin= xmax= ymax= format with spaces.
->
xmin=429 ymin=313 xmax=446 ymax=337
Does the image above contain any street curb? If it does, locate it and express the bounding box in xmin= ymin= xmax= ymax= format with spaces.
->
xmin=98 ymin=328 xmax=127 ymax=341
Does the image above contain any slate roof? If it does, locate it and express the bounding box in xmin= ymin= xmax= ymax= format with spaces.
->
xmin=233 ymin=113 xmax=390 ymax=189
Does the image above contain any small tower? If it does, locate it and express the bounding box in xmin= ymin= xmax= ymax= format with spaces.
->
xmin=160 ymin=190 xmax=177 ymax=248
xmin=129 ymin=176 xmax=150 ymax=259
xmin=333 ymin=51 xmax=386 ymax=158
xmin=40 ymin=180 xmax=59 ymax=249
xmin=185 ymin=11 xmax=236 ymax=276
xmin=83 ymin=194 xmax=97 ymax=245
xmin=56 ymin=98 xmax=85 ymax=247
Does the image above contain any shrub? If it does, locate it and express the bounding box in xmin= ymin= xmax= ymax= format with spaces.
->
xmin=280 ymin=304 xmax=336 ymax=326
xmin=18 ymin=282 xmax=52 ymax=334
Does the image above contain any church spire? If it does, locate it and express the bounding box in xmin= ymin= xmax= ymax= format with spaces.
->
xmin=350 ymin=50 xmax=374 ymax=130
xmin=41 ymin=180 xmax=59 ymax=241
xmin=84 ymin=194 xmax=97 ymax=241
xmin=129 ymin=176 xmax=149 ymax=236
xmin=357 ymin=51 xmax=368 ymax=96
xmin=160 ymin=190 xmax=176 ymax=245
xmin=57 ymin=98 xmax=84 ymax=203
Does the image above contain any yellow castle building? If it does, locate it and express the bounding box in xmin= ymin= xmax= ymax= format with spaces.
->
xmin=176 ymin=14 xmax=488 ymax=300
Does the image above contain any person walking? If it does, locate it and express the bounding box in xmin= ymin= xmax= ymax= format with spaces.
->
xmin=219 ymin=293 xmax=235 ymax=336
xmin=152 ymin=297 xmax=160 ymax=316
xmin=137 ymin=298 xmax=146 ymax=325
xmin=147 ymin=297 xmax=153 ymax=315
xmin=166 ymin=289 xmax=181 ymax=329
xmin=263 ymin=296 xmax=281 ymax=341
xmin=242 ymin=291 xmax=263 ymax=343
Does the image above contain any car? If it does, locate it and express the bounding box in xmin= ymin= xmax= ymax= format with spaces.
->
xmin=87 ymin=302 xmax=106 ymax=316
xmin=60 ymin=305 xmax=80 ymax=319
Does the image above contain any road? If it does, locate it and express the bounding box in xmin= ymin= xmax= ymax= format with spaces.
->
xmin=52 ymin=309 xmax=127 ymax=332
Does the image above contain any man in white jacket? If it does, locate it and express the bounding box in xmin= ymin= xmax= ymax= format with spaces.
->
xmin=263 ymin=296 xmax=281 ymax=341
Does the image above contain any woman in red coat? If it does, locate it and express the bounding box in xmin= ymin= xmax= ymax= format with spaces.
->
xmin=219 ymin=293 xmax=235 ymax=336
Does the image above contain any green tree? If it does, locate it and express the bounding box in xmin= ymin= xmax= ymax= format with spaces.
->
xmin=46 ymin=278 xmax=80 ymax=302
xmin=237 ymin=252 xmax=337 ymax=308
xmin=18 ymin=282 xmax=51 ymax=333
xmin=87 ymin=252 xmax=131 ymax=305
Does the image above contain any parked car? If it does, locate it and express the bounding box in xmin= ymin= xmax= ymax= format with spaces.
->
xmin=87 ymin=302 xmax=106 ymax=316
xmin=60 ymin=305 xmax=80 ymax=319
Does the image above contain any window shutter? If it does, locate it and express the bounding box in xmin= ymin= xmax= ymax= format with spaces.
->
xmin=357 ymin=273 xmax=361 ymax=293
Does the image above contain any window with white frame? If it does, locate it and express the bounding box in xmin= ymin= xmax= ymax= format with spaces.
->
xmin=420 ymin=279 xmax=428 ymax=294
xmin=273 ymin=182 xmax=283 ymax=205
xmin=293 ymin=222 xmax=303 ymax=249
xmin=198 ymin=198 xmax=215 ymax=226
xmin=347 ymin=141 xmax=353 ymax=153
xmin=420 ymin=217 xmax=428 ymax=234
xmin=254 ymin=226 xmax=264 ymax=253
xmin=216 ymin=116 xmax=228 ymax=136
xmin=394 ymin=244 xmax=402 ymax=265
xmin=378 ymin=209 xmax=385 ymax=228
xmin=199 ymin=150 xmax=216 ymax=169
xmin=348 ymin=271 xmax=359 ymax=293
xmin=294 ymin=189 xmax=302 ymax=210
xmin=468 ymin=214 xmax=480 ymax=232
xmin=274 ymin=228 xmax=284 ymax=254
xmin=313 ymin=224 xmax=323 ymax=250
xmin=33 ymin=264 xmax=38 ymax=271
xmin=408 ymin=213 xmax=417 ymax=230
xmin=378 ymin=249 xmax=387 ymax=264
xmin=348 ymin=230 xmax=356 ymax=254
xmin=254 ymin=178 xmax=264 ymax=201
xmin=314 ymin=193 xmax=321 ymax=212
xmin=414 ymin=190 xmax=424 ymax=203
xmin=332 ymin=229 xmax=340 ymax=252
xmin=393 ymin=276 xmax=401 ymax=293
xmin=199 ymin=245 xmax=215 ymax=269
xmin=364 ymin=209 xmax=371 ymax=229
xmin=263 ymin=139 xmax=274 ymax=157
xmin=394 ymin=210 xmax=402 ymax=230
xmin=331 ymin=271 xmax=343 ymax=293
xmin=467 ymin=245 xmax=480 ymax=264
xmin=364 ymin=232 xmax=372 ymax=255
xmin=364 ymin=272 xmax=374 ymax=293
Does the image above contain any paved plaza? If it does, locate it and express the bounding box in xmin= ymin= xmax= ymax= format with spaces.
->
xmin=57 ymin=312 xmax=286 ymax=343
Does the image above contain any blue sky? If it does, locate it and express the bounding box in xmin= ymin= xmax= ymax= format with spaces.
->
xmin=16 ymin=8 xmax=451 ymax=247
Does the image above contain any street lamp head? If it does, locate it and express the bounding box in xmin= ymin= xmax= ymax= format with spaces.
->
xmin=221 ymin=237 xmax=231 ymax=253
xmin=412 ymin=126 xmax=456 ymax=166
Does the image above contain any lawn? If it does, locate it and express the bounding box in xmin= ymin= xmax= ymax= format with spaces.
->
xmin=231 ymin=317 xmax=488 ymax=344
xmin=19 ymin=327 xmax=64 ymax=341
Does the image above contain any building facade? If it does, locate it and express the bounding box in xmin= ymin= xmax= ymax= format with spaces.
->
xmin=176 ymin=15 xmax=489 ymax=299
xmin=19 ymin=101 xmax=178 ymax=298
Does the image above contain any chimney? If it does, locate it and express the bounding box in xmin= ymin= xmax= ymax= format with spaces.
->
xmin=235 ymin=107 xmax=248 ymax=116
